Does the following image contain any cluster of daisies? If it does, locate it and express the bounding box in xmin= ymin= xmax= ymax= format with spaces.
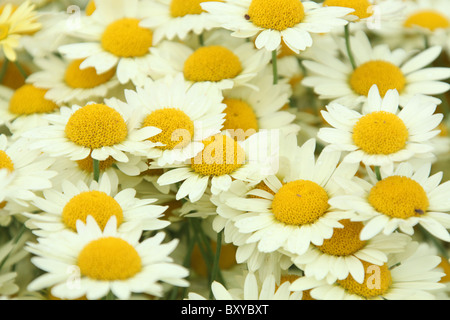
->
xmin=0 ymin=0 xmax=450 ymax=301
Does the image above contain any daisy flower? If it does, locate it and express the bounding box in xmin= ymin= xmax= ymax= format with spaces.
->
xmin=22 ymin=98 xmax=162 ymax=163
xmin=201 ymin=0 xmax=353 ymax=54
xmin=221 ymin=72 xmax=300 ymax=140
xmin=157 ymin=130 xmax=277 ymax=203
xmin=0 ymin=134 xmax=56 ymax=209
xmin=139 ymin=0 xmax=223 ymax=44
xmin=302 ymin=30 xmax=450 ymax=108
xmin=26 ymin=216 xmax=189 ymax=300
xmin=146 ymin=32 xmax=272 ymax=90
xmin=24 ymin=174 xmax=170 ymax=237
xmin=330 ymin=161 xmax=450 ymax=242
xmin=188 ymin=272 xmax=303 ymax=300
xmin=124 ymin=73 xmax=227 ymax=166
xmin=218 ymin=138 xmax=360 ymax=258
xmin=26 ymin=54 xmax=120 ymax=105
xmin=0 ymin=1 xmax=41 ymax=61
xmin=290 ymin=219 xmax=411 ymax=284
xmin=58 ymin=0 xmax=161 ymax=87
xmin=290 ymin=241 xmax=446 ymax=300
xmin=318 ymin=85 xmax=443 ymax=173
xmin=0 ymin=84 xmax=61 ymax=138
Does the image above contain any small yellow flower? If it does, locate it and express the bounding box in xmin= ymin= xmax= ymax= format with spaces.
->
xmin=0 ymin=1 xmax=41 ymax=61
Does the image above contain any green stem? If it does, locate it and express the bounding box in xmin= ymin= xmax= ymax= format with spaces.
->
xmin=93 ymin=159 xmax=100 ymax=182
xmin=374 ymin=166 xmax=382 ymax=181
xmin=0 ymin=59 xmax=10 ymax=83
xmin=0 ymin=224 xmax=26 ymax=271
xmin=272 ymin=50 xmax=278 ymax=85
xmin=14 ymin=61 xmax=28 ymax=79
xmin=344 ymin=24 xmax=357 ymax=70
xmin=209 ymin=230 xmax=223 ymax=300
xmin=424 ymin=34 xmax=430 ymax=49
xmin=199 ymin=33 xmax=205 ymax=46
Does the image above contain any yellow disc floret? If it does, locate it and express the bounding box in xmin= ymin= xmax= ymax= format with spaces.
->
xmin=191 ymin=134 xmax=245 ymax=176
xmin=272 ymin=180 xmax=329 ymax=226
xmin=0 ymin=150 xmax=14 ymax=172
xmin=142 ymin=108 xmax=195 ymax=150
xmin=404 ymin=10 xmax=450 ymax=31
xmin=62 ymin=191 xmax=124 ymax=232
xmin=368 ymin=176 xmax=429 ymax=219
xmin=101 ymin=18 xmax=153 ymax=58
xmin=350 ymin=61 xmax=406 ymax=97
xmin=65 ymin=59 xmax=116 ymax=89
xmin=170 ymin=0 xmax=223 ymax=17
xmin=317 ymin=219 xmax=367 ymax=256
xmin=353 ymin=111 xmax=408 ymax=155
xmin=9 ymin=84 xmax=60 ymax=115
xmin=323 ymin=0 xmax=373 ymax=20
xmin=183 ymin=46 xmax=243 ymax=82
xmin=337 ymin=261 xmax=392 ymax=298
xmin=248 ymin=0 xmax=305 ymax=31
xmin=65 ymin=104 xmax=128 ymax=149
xmin=223 ymin=98 xmax=259 ymax=133
xmin=77 ymin=237 xmax=141 ymax=281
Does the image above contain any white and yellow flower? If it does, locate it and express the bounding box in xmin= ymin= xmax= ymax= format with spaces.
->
xmin=58 ymin=0 xmax=160 ymax=87
xmin=201 ymin=0 xmax=353 ymax=53
xmin=318 ymin=85 xmax=443 ymax=173
xmin=157 ymin=130 xmax=277 ymax=203
xmin=330 ymin=161 xmax=450 ymax=242
xmin=26 ymin=216 xmax=189 ymax=300
xmin=215 ymin=138 xmax=359 ymax=258
xmin=140 ymin=0 xmax=223 ymax=44
xmin=22 ymin=98 xmax=161 ymax=163
xmin=147 ymin=32 xmax=271 ymax=90
xmin=124 ymin=73 xmax=226 ymax=166
xmin=302 ymin=30 xmax=450 ymax=108
xmin=24 ymin=174 xmax=170 ymax=237
xmin=290 ymin=241 xmax=446 ymax=300
xmin=27 ymin=54 xmax=120 ymax=105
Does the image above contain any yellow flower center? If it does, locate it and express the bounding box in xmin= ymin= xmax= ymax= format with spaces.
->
xmin=65 ymin=104 xmax=128 ymax=150
xmin=183 ymin=45 xmax=243 ymax=82
xmin=337 ymin=261 xmax=392 ymax=298
xmin=353 ymin=111 xmax=409 ymax=155
xmin=272 ymin=180 xmax=329 ymax=226
xmin=76 ymin=155 xmax=116 ymax=173
xmin=62 ymin=191 xmax=123 ymax=232
xmin=223 ymin=98 xmax=259 ymax=133
xmin=248 ymin=0 xmax=305 ymax=31
xmin=77 ymin=237 xmax=141 ymax=281
xmin=0 ymin=150 xmax=14 ymax=173
xmin=85 ymin=0 xmax=96 ymax=16
xmin=101 ymin=18 xmax=153 ymax=58
xmin=317 ymin=219 xmax=367 ymax=256
xmin=9 ymin=84 xmax=60 ymax=115
xmin=142 ymin=108 xmax=195 ymax=150
xmin=350 ymin=61 xmax=406 ymax=97
xmin=368 ymin=176 xmax=429 ymax=219
xmin=0 ymin=23 xmax=9 ymax=41
xmin=404 ymin=10 xmax=450 ymax=31
xmin=170 ymin=0 xmax=223 ymax=17
xmin=191 ymin=135 xmax=245 ymax=176
xmin=65 ymin=59 xmax=116 ymax=89
xmin=323 ymin=0 xmax=373 ymax=20
xmin=0 ymin=59 xmax=29 ymax=90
